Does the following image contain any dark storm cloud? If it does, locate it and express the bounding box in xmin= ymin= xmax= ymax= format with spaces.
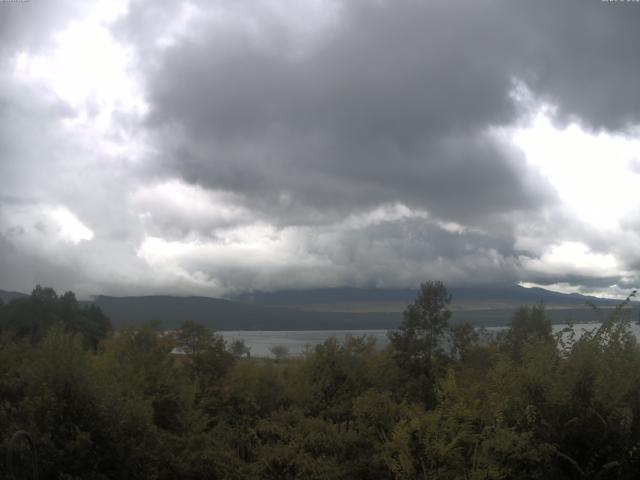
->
xmin=132 ymin=0 xmax=640 ymax=208
xmin=2 ymin=0 xmax=639 ymax=296
xmin=98 ymin=0 xmax=640 ymax=293
xmin=508 ymin=0 xmax=640 ymax=132
xmin=0 ymin=232 xmax=85 ymax=293
xmin=149 ymin=214 xmax=525 ymax=293
xmin=131 ymin=0 xmax=561 ymax=228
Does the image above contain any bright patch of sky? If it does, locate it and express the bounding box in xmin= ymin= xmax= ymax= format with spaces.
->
xmin=49 ymin=207 xmax=95 ymax=244
xmin=2 ymin=204 xmax=93 ymax=246
xmin=11 ymin=0 xmax=147 ymax=159
xmin=513 ymin=114 xmax=640 ymax=231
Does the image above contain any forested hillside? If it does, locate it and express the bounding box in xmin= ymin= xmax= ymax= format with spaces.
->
xmin=2 ymin=286 xmax=628 ymax=331
xmin=92 ymin=294 xmax=402 ymax=330
xmin=89 ymin=285 xmax=637 ymax=330
xmin=230 ymin=284 xmax=622 ymax=309
xmin=1 ymin=284 xmax=640 ymax=479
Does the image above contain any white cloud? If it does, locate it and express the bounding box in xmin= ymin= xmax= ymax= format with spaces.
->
xmin=3 ymin=0 xmax=640 ymax=298
xmin=49 ymin=207 xmax=95 ymax=244
xmin=13 ymin=8 xmax=145 ymax=122
xmin=131 ymin=180 xmax=254 ymax=236
xmin=1 ymin=203 xmax=93 ymax=247
xmin=520 ymin=241 xmax=620 ymax=278
xmin=512 ymin=112 xmax=640 ymax=231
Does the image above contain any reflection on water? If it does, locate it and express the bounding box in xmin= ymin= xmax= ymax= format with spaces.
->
xmin=220 ymin=322 xmax=640 ymax=358
xmin=221 ymin=330 xmax=391 ymax=357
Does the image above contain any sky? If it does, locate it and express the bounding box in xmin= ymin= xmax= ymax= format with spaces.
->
xmin=1 ymin=0 xmax=640 ymax=299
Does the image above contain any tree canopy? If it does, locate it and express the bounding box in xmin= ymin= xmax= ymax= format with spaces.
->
xmin=0 ymin=285 xmax=111 ymax=347
xmin=1 ymin=283 xmax=640 ymax=479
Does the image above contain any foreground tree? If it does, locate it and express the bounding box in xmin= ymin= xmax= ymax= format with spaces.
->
xmin=5 ymin=283 xmax=640 ymax=479
xmin=388 ymin=281 xmax=452 ymax=406
xmin=175 ymin=320 xmax=236 ymax=402
xmin=502 ymin=303 xmax=553 ymax=358
xmin=449 ymin=322 xmax=480 ymax=362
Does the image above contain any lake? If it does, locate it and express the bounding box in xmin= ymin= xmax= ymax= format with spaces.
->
xmin=220 ymin=322 xmax=640 ymax=358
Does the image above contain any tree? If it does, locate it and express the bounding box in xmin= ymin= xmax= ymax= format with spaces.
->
xmin=269 ymin=344 xmax=290 ymax=361
xmin=175 ymin=320 xmax=235 ymax=389
xmin=388 ymin=281 xmax=452 ymax=405
xmin=389 ymin=281 xmax=451 ymax=366
xmin=449 ymin=322 xmax=479 ymax=362
xmin=0 ymin=286 xmax=111 ymax=347
xmin=175 ymin=320 xmax=217 ymax=356
xmin=502 ymin=304 xmax=552 ymax=358
xmin=296 ymin=336 xmax=377 ymax=428
xmin=229 ymin=339 xmax=251 ymax=359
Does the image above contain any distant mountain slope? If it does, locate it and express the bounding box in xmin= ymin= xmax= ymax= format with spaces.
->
xmin=94 ymin=284 xmax=629 ymax=331
xmin=93 ymin=292 xmax=628 ymax=331
xmin=229 ymin=284 xmax=623 ymax=311
xmin=93 ymin=295 xmax=401 ymax=330
xmin=0 ymin=289 xmax=28 ymax=303
xmin=2 ymin=285 xmax=632 ymax=331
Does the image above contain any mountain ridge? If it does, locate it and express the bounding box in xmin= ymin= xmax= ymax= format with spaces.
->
xmin=1 ymin=285 xmax=632 ymax=330
xmin=0 ymin=289 xmax=29 ymax=303
xmin=228 ymin=284 xmax=623 ymax=310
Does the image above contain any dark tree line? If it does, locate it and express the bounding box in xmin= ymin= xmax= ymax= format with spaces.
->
xmin=0 ymin=286 xmax=111 ymax=347
xmin=1 ymin=283 xmax=639 ymax=479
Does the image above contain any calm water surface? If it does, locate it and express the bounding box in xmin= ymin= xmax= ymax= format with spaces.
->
xmin=221 ymin=322 xmax=640 ymax=358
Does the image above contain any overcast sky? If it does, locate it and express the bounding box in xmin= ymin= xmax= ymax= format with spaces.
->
xmin=1 ymin=0 xmax=640 ymax=298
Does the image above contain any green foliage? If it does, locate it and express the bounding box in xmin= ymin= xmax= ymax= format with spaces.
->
xmin=229 ymin=339 xmax=251 ymax=359
xmin=175 ymin=319 xmax=236 ymax=388
xmin=297 ymin=336 xmax=377 ymax=424
xmin=0 ymin=286 xmax=111 ymax=347
xmin=269 ymin=344 xmax=290 ymax=360
xmin=502 ymin=303 xmax=553 ymax=358
xmin=449 ymin=322 xmax=480 ymax=362
xmin=388 ymin=280 xmax=452 ymax=405
xmin=0 ymin=325 xmax=162 ymax=479
xmin=3 ymin=284 xmax=640 ymax=479
xmin=389 ymin=281 xmax=452 ymax=365
xmin=221 ymin=360 xmax=289 ymax=420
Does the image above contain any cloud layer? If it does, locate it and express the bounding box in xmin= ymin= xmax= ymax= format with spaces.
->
xmin=1 ymin=0 xmax=640 ymax=298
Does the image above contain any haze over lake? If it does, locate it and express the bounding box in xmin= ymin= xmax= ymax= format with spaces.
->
xmin=221 ymin=322 xmax=640 ymax=358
